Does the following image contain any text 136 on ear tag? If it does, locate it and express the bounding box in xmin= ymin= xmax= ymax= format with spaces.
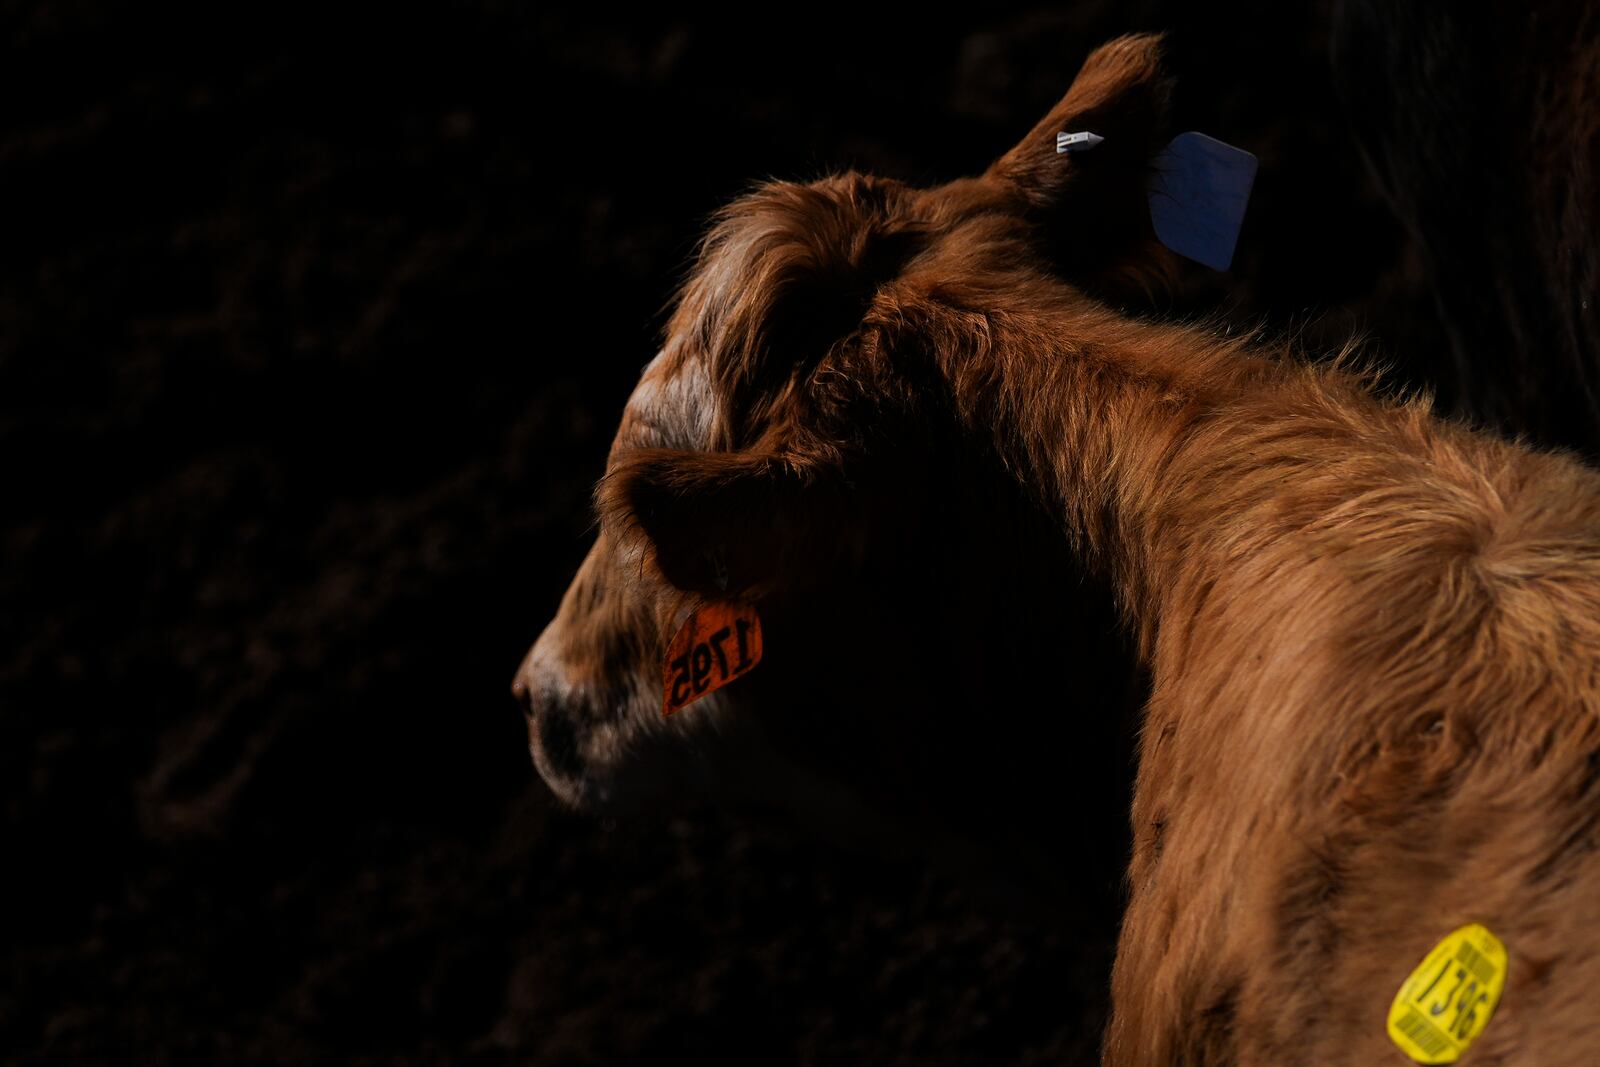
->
xmin=1386 ymin=923 xmax=1508 ymax=1064
xmin=661 ymin=602 xmax=763 ymax=715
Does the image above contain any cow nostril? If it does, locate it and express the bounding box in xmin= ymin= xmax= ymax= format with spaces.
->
xmin=534 ymin=700 xmax=586 ymax=782
xmin=511 ymin=673 xmax=532 ymax=715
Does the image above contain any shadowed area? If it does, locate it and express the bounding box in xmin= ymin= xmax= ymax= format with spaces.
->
xmin=2 ymin=2 xmax=1455 ymax=1062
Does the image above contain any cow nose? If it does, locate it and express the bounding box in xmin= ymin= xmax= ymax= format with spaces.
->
xmin=511 ymin=670 xmax=534 ymax=717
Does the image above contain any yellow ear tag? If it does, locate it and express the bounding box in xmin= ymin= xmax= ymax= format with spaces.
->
xmin=1387 ymin=923 xmax=1508 ymax=1064
xmin=661 ymin=602 xmax=763 ymax=716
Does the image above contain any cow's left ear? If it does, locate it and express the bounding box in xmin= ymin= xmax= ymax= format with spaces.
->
xmin=598 ymin=447 xmax=859 ymax=598
xmin=986 ymin=33 xmax=1178 ymax=297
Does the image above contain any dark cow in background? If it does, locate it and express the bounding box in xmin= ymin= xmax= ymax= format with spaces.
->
xmin=1335 ymin=0 xmax=1600 ymax=455
xmin=517 ymin=33 xmax=1600 ymax=1064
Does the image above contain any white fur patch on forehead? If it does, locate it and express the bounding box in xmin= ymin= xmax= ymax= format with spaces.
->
xmin=624 ymin=350 xmax=719 ymax=451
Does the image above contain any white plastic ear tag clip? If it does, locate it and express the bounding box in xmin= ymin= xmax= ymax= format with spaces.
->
xmin=1055 ymin=128 xmax=1258 ymax=272
xmin=1056 ymin=130 xmax=1104 ymax=153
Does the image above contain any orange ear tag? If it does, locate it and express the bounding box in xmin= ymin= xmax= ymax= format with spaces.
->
xmin=661 ymin=602 xmax=764 ymax=715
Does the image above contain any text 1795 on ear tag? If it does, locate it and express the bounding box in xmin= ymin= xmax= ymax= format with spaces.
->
xmin=661 ymin=602 xmax=763 ymax=716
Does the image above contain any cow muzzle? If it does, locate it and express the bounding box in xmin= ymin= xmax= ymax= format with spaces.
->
xmin=511 ymin=630 xmax=600 ymax=807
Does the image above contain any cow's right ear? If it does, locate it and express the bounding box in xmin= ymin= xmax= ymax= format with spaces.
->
xmin=598 ymin=447 xmax=858 ymax=598
xmin=986 ymin=33 xmax=1177 ymax=297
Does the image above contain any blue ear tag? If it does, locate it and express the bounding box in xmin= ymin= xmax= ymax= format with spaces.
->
xmin=1146 ymin=132 xmax=1257 ymax=271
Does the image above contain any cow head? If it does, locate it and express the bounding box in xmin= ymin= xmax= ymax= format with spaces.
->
xmin=514 ymin=36 xmax=1174 ymax=879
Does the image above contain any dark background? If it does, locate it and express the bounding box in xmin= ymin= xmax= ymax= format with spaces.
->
xmin=3 ymin=3 xmax=1447 ymax=1063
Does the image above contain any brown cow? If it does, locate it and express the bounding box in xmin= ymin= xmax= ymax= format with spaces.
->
xmin=516 ymin=34 xmax=1600 ymax=1064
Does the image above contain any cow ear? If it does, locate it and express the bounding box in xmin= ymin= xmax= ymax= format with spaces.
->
xmin=986 ymin=33 xmax=1177 ymax=298
xmin=988 ymin=33 xmax=1173 ymax=200
xmin=598 ymin=448 xmax=857 ymax=598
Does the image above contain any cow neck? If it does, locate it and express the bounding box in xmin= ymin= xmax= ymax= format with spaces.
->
xmin=928 ymin=299 xmax=1464 ymax=661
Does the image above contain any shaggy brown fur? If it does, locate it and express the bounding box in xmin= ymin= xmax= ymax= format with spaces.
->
xmin=518 ymin=34 xmax=1600 ymax=1063
xmin=889 ymin=260 xmax=1600 ymax=1065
